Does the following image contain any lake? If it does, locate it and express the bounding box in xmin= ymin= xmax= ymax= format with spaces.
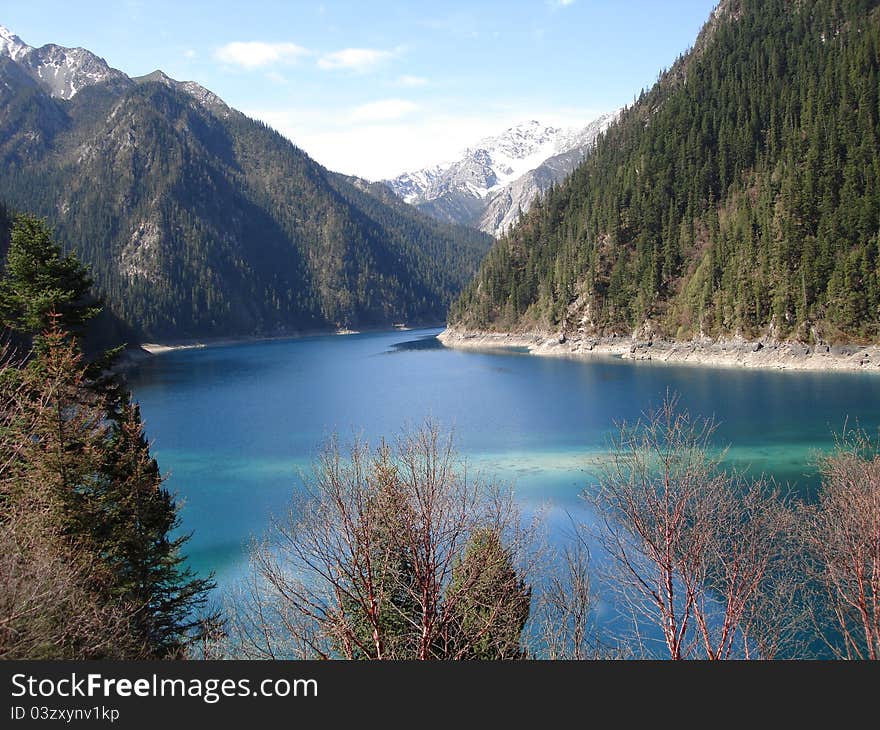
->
xmin=127 ymin=326 xmax=880 ymax=608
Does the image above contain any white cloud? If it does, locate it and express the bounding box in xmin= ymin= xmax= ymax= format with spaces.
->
xmin=215 ymin=41 xmax=310 ymax=70
xmin=396 ymin=75 xmax=428 ymax=87
xmin=318 ymin=47 xmax=393 ymax=71
xmin=350 ymin=99 xmax=419 ymax=122
xmin=184 ymin=49 xmax=197 ymax=59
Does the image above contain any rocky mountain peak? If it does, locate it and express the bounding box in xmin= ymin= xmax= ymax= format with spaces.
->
xmin=384 ymin=111 xmax=619 ymax=237
xmin=0 ymin=24 xmax=129 ymax=99
xmin=0 ymin=24 xmax=31 ymax=61
xmin=134 ymin=70 xmax=230 ymax=114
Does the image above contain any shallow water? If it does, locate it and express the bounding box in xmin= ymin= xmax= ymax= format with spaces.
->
xmin=127 ymin=327 xmax=880 ymax=600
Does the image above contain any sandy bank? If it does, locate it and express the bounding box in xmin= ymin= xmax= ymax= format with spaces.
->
xmin=140 ymin=342 xmax=207 ymax=354
xmin=437 ymin=328 xmax=880 ymax=374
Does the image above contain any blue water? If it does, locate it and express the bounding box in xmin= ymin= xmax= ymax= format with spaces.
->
xmin=126 ymin=327 xmax=880 ymax=598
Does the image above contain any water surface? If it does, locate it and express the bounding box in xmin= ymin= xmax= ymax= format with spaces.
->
xmin=127 ymin=327 xmax=880 ymax=595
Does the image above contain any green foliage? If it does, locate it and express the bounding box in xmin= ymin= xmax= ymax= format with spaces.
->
xmin=1 ymin=324 xmax=215 ymax=658
xmin=0 ymin=74 xmax=492 ymax=339
xmin=446 ymin=528 xmax=531 ymax=659
xmin=0 ymin=214 xmax=100 ymax=335
xmin=0 ymin=226 xmax=214 ymax=658
xmin=338 ymin=468 xmax=422 ymax=660
xmin=333 ymin=454 xmax=530 ymax=660
xmin=97 ymin=399 xmax=215 ymax=657
xmin=451 ymin=0 xmax=880 ymax=344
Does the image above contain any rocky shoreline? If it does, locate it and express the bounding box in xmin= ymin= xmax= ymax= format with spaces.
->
xmin=437 ymin=328 xmax=880 ymax=373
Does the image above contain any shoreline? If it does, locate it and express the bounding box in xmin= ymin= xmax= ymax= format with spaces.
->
xmin=117 ymin=322 xmax=444 ymax=370
xmin=437 ymin=328 xmax=880 ymax=374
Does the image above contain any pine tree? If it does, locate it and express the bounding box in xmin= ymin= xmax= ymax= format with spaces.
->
xmin=0 ymin=215 xmax=100 ymax=336
xmin=97 ymin=400 xmax=215 ymax=657
xmin=0 ymin=218 xmax=215 ymax=658
xmin=445 ymin=528 xmax=531 ymax=660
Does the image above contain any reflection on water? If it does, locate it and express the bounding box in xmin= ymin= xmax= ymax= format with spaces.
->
xmin=387 ymin=333 xmax=446 ymax=352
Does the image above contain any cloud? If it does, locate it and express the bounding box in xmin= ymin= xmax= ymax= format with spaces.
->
xmin=215 ymin=41 xmax=310 ymax=70
xmin=396 ymin=75 xmax=428 ymax=87
xmin=552 ymin=0 xmax=575 ymax=6
xmin=350 ymin=99 xmax=419 ymax=122
xmin=184 ymin=49 xmax=197 ymax=59
xmin=318 ymin=47 xmax=393 ymax=71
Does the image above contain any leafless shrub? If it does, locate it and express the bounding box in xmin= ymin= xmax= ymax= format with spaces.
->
xmin=803 ymin=430 xmax=880 ymax=659
xmin=229 ymin=423 xmax=533 ymax=660
xmin=536 ymin=535 xmax=599 ymax=659
xmin=0 ymin=482 xmax=136 ymax=659
xmin=590 ymin=394 xmax=801 ymax=659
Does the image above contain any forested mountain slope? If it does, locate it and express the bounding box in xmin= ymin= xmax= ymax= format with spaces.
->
xmin=449 ymin=0 xmax=880 ymax=345
xmin=0 ymin=29 xmax=492 ymax=340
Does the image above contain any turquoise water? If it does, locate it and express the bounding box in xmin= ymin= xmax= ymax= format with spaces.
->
xmin=127 ymin=327 xmax=880 ymax=596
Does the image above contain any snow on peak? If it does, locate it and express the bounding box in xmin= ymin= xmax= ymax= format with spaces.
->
xmin=384 ymin=110 xmax=622 ymax=237
xmin=0 ymin=24 xmax=129 ymax=99
xmin=386 ymin=117 xmax=606 ymax=206
xmin=470 ymin=119 xmax=562 ymax=162
xmin=1 ymin=24 xmax=229 ymax=114
xmin=0 ymin=24 xmax=32 ymax=61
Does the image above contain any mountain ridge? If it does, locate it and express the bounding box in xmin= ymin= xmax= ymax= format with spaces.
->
xmin=0 ymin=25 xmax=493 ymax=340
xmin=448 ymin=0 xmax=880 ymax=346
xmin=384 ymin=113 xmax=618 ymax=237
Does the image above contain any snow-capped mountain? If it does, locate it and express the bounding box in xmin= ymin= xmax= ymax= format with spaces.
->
xmin=0 ymin=25 xmax=30 ymax=61
xmin=384 ymin=113 xmax=619 ymax=237
xmin=0 ymin=24 xmax=227 ymax=113
xmin=0 ymin=24 xmax=130 ymax=100
xmin=0 ymin=25 xmax=493 ymax=339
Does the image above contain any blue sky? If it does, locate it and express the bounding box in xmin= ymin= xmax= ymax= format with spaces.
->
xmin=3 ymin=1 xmax=718 ymax=179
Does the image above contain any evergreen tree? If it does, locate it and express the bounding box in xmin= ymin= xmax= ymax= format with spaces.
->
xmin=0 ymin=215 xmax=100 ymax=336
xmin=0 ymin=218 xmax=215 ymax=658
xmin=446 ymin=528 xmax=531 ymax=659
xmin=451 ymin=0 xmax=880 ymax=344
xmin=97 ymin=399 xmax=215 ymax=657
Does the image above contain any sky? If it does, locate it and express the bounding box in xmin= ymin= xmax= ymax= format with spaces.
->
xmin=2 ymin=1 xmax=718 ymax=180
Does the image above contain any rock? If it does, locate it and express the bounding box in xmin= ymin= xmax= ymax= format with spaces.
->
xmin=753 ymin=342 xmax=763 ymax=352
xmin=558 ymin=332 xmax=567 ymax=344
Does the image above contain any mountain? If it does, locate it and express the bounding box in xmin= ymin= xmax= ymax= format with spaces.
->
xmin=384 ymin=115 xmax=618 ymax=237
xmin=449 ymin=0 xmax=880 ymax=345
xmin=0 ymin=25 xmax=492 ymax=340
xmin=0 ymin=25 xmax=130 ymax=100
